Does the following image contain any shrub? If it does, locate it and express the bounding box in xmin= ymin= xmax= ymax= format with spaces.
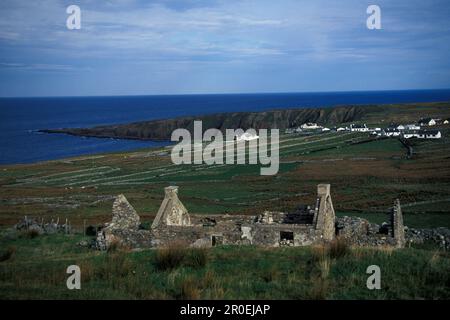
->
xmin=23 ymin=229 xmax=40 ymax=239
xmin=0 ymin=246 xmax=16 ymax=262
xmin=155 ymin=243 xmax=187 ymax=271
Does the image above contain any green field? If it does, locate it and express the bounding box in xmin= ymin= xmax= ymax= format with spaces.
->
xmin=1 ymin=124 xmax=449 ymax=227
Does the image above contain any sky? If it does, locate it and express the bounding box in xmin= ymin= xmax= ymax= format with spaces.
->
xmin=0 ymin=0 xmax=449 ymax=97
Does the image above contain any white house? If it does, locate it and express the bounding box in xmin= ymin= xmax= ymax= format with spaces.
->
xmin=403 ymin=130 xmax=441 ymax=139
xmin=419 ymin=118 xmax=437 ymax=126
xmin=402 ymin=131 xmax=419 ymax=139
xmin=350 ymin=124 xmax=369 ymax=132
xmin=444 ymin=120 xmax=449 ymax=125
xmin=336 ymin=127 xmax=347 ymax=132
xmin=300 ymin=123 xmax=322 ymax=130
xmin=322 ymin=127 xmax=331 ymax=132
xmin=236 ymin=132 xmax=259 ymax=142
xmin=423 ymin=130 xmax=441 ymax=139
xmin=397 ymin=125 xmax=405 ymax=130
xmin=405 ymin=124 xmax=421 ymax=130
xmin=384 ymin=128 xmax=401 ymax=137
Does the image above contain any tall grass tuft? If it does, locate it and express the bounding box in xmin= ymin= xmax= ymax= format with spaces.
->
xmin=185 ymin=248 xmax=209 ymax=268
xmin=155 ymin=243 xmax=187 ymax=271
xmin=95 ymin=252 xmax=133 ymax=280
xmin=328 ymin=237 xmax=349 ymax=259
xmin=310 ymin=244 xmax=332 ymax=299
xmin=318 ymin=255 xmax=331 ymax=279
xmin=107 ymin=239 xmax=131 ymax=254
xmin=202 ymin=271 xmax=225 ymax=299
xmin=309 ymin=277 xmax=329 ymax=300
xmin=179 ymin=276 xmax=201 ymax=300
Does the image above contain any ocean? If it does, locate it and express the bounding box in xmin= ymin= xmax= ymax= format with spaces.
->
xmin=1 ymin=89 xmax=450 ymax=165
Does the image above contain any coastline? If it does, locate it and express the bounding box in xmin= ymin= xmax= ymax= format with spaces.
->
xmin=2 ymin=98 xmax=450 ymax=166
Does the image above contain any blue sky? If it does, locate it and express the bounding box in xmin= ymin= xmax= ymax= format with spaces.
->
xmin=0 ymin=0 xmax=449 ymax=97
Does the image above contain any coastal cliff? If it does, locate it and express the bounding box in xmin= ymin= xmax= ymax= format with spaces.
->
xmin=41 ymin=105 xmax=378 ymax=141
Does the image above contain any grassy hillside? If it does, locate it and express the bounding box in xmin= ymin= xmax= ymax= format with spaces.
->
xmin=0 ymin=234 xmax=449 ymax=299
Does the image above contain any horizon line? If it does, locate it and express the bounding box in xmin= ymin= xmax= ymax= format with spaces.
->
xmin=2 ymin=88 xmax=450 ymax=99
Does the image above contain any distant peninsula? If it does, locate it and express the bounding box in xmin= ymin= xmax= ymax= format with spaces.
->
xmin=39 ymin=102 xmax=450 ymax=141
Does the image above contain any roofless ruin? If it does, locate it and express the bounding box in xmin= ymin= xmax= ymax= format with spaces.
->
xmin=95 ymin=184 xmax=405 ymax=250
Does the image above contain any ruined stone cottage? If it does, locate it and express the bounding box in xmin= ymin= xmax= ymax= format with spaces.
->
xmin=95 ymin=183 xmax=407 ymax=250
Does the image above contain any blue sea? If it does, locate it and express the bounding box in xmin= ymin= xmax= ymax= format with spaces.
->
xmin=1 ymin=89 xmax=450 ymax=165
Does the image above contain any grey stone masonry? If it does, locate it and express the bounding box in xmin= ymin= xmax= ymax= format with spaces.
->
xmin=151 ymin=186 xmax=191 ymax=229
xmin=109 ymin=194 xmax=140 ymax=230
xmin=392 ymin=199 xmax=405 ymax=248
xmin=314 ymin=184 xmax=336 ymax=241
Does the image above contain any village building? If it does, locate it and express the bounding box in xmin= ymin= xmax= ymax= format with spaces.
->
xmin=383 ymin=128 xmax=401 ymax=137
xmin=402 ymin=129 xmax=441 ymax=139
xmin=404 ymin=124 xmax=421 ymax=130
xmin=419 ymin=130 xmax=441 ymax=139
xmin=402 ymin=130 xmax=419 ymax=139
xmin=350 ymin=124 xmax=369 ymax=132
xmin=301 ymin=123 xmax=322 ymax=130
xmin=419 ymin=118 xmax=437 ymax=126
xmin=236 ymin=132 xmax=259 ymax=142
